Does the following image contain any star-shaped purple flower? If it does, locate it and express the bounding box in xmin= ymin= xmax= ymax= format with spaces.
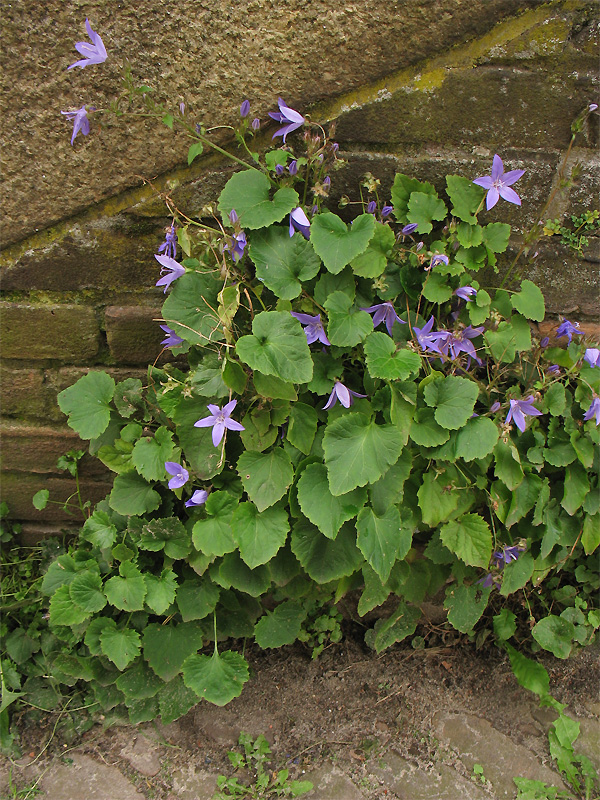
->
xmin=165 ymin=461 xmax=189 ymax=490
xmin=556 ymin=318 xmax=584 ymax=344
xmin=290 ymin=312 xmax=331 ymax=346
xmin=412 ymin=317 xmax=450 ymax=356
xmin=225 ymin=231 xmax=247 ymax=263
xmin=473 ymin=154 xmax=525 ymax=210
xmin=289 ymin=207 xmax=311 ymax=239
xmin=505 ymin=396 xmax=542 ymax=432
xmin=61 ymin=105 xmax=90 ymax=145
xmin=323 ymin=381 xmax=366 ymax=410
xmin=194 ymin=399 xmax=245 ymax=446
xmin=428 ymin=254 xmax=449 ymax=270
xmin=159 ymin=325 xmax=184 ymax=349
xmin=361 ymin=302 xmax=406 ymax=336
xmin=446 ymin=326 xmax=484 ymax=364
xmin=584 ymin=396 xmax=600 ymax=425
xmin=158 ymin=224 xmax=178 ymax=260
xmin=493 ymin=545 xmax=524 ymax=568
xmin=155 ymin=254 xmax=185 ymax=292
xmin=185 ymin=489 xmax=209 ymax=508
xmin=268 ymin=98 xmax=305 ymax=142
xmin=68 ymin=19 xmax=108 ymax=70
xmin=454 ymin=286 xmax=477 ymax=302
xmin=584 ymin=348 xmax=600 ymax=368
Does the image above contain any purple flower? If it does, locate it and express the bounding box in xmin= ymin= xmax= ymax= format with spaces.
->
xmin=366 ymin=200 xmax=377 ymax=214
xmin=428 ymin=254 xmax=449 ymax=270
xmin=381 ymin=205 xmax=393 ymax=218
xmin=229 ymin=209 xmax=239 ymax=225
xmin=290 ymin=312 xmax=331 ymax=346
xmin=413 ymin=317 xmax=448 ymax=355
xmin=251 ymin=118 xmax=260 ymax=131
xmin=240 ymin=99 xmax=250 ymax=118
xmin=454 ymin=286 xmax=477 ymax=302
xmin=185 ymin=489 xmax=209 ymax=508
xmin=446 ymin=325 xmax=485 ymax=364
xmin=160 ymin=325 xmax=184 ymax=349
xmin=556 ymin=318 xmax=584 ymax=344
xmin=361 ymin=301 xmax=406 ymax=336
xmin=225 ymin=231 xmax=247 ymax=263
xmin=268 ymin=98 xmax=305 ymax=142
xmin=505 ymin=396 xmax=543 ymax=432
xmin=194 ymin=399 xmax=245 ymax=447
xmin=546 ymin=364 xmax=560 ymax=376
xmin=275 ymin=164 xmax=285 ymax=176
xmin=490 ymin=401 xmax=501 ymax=413
xmin=473 ymin=154 xmax=525 ymax=210
xmin=584 ymin=348 xmax=600 ymax=368
xmin=493 ymin=545 xmax=524 ymax=568
xmin=288 ymin=160 xmax=298 ymax=176
xmin=158 ymin=223 xmax=178 ymax=260
xmin=289 ymin=207 xmax=310 ymax=239
xmin=584 ymin=396 xmax=600 ymax=425
xmin=323 ymin=381 xmax=366 ymax=410
xmin=540 ymin=336 xmax=550 ymax=348
xmin=590 ymin=103 xmax=598 ymax=112
xmin=68 ymin=18 xmax=108 ymax=70
xmin=323 ymin=176 xmax=331 ymax=187
xmin=165 ymin=461 xmax=189 ymax=490
xmin=155 ymin=254 xmax=185 ymax=292
xmin=179 ymin=102 xmax=186 ymax=116
xmin=478 ymin=573 xmax=500 ymax=590
xmin=401 ymin=223 xmax=419 ymax=236
xmin=61 ymin=105 xmax=90 ymax=145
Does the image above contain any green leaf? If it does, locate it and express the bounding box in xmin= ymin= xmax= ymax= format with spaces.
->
xmin=249 ymin=227 xmax=321 ymax=299
xmin=231 ymin=502 xmax=289 ymax=568
xmin=139 ymin=518 xmax=192 ymax=560
xmin=104 ymin=561 xmax=147 ymax=612
xmin=5 ymin=629 xmax=39 ymax=664
xmin=131 ymin=427 xmax=175 ymax=481
xmin=456 ymin=222 xmax=483 ymax=248
xmin=99 ymin=621 xmax=141 ymax=671
xmin=240 ymin=407 xmax=279 ymax=453
xmin=445 ymin=175 xmax=486 ymax=224
xmin=505 ymin=644 xmax=549 ymax=698
xmin=69 ymin=572 xmax=107 ymax=613
xmin=314 ymin=267 xmax=356 ymax=306
xmin=325 ymin=291 xmax=374 ymax=347
xmin=390 ymin=384 xmax=416 ymax=446
xmin=350 ymin=222 xmax=395 ymax=278
xmin=499 ymin=553 xmax=534 ymax=596
xmin=493 ymin=609 xmax=517 ymax=641
xmin=494 ymin=440 xmax=523 ymax=490
xmin=290 ymin=519 xmax=363 ymax=583
xmin=421 ymin=271 xmax=453 ymax=303
xmin=222 ymin=358 xmax=247 ymax=394
xmin=561 ymin=462 xmax=589 ymax=515
xmin=97 ymin=438 xmax=134 ymax=474
xmin=505 ymin=474 xmax=542 ymax=528
xmin=162 ymin=271 xmax=224 ymax=347
xmin=297 ymin=463 xmax=366 ymax=539
xmin=192 ymin=491 xmax=237 ymax=557
xmin=445 ymin=582 xmax=490 ymax=633
xmin=215 ymin=553 xmax=271 ymax=596
xmin=32 ymin=489 xmax=49 ymax=510
xmin=511 ymin=280 xmax=545 ymax=322
xmin=57 ymin=371 xmax=115 ymax=439
xmin=310 ymin=212 xmax=375 ymax=274
xmin=439 ymin=514 xmax=492 ymax=568
xmin=323 ymin=413 xmax=404 ymax=496
xmin=407 ymin=191 xmax=447 ymax=234
xmin=142 ymin=621 xmax=205 ymax=682
xmin=237 ymin=449 xmax=294 ymax=511
xmin=455 ymin=417 xmax=499 ymax=461
xmin=532 ymin=616 xmax=575 ymax=659
xmin=424 ymin=376 xmax=479 ymax=430
xmin=484 ymin=315 xmax=531 ymax=362
xmin=366 ymin=602 xmax=421 ymax=653
xmin=218 ymin=170 xmax=298 ymax=229
xmin=116 ymin=660 xmax=164 ymax=701
xmin=144 ymin=569 xmax=178 ymax=615
xmin=369 ymin=452 xmax=412 ymax=515
xmin=187 ymin=141 xmax=204 ymax=164
xmin=253 ymin=372 xmax=297 ymax=401
xmin=176 ymin=578 xmax=220 ymax=622
xmin=158 ymin=675 xmax=200 ymax=724
xmin=582 ymin=513 xmax=600 ymax=555
xmin=483 ymin=222 xmax=511 ymax=253
xmin=409 ymin=407 xmax=449 ymax=447
xmin=109 ymin=472 xmax=161 ymax=516
xmin=254 ymin=601 xmax=307 ymax=648
xmin=356 ymin=506 xmax=410 ymax=583
xmin=236 ymin=311 xmax=313 ymax=383
xmin=49 ymin=585 xmax=90 ymax=627
xmin=182 ymin=649 xmax=249 ymax=706
xmin=545 ymin=384 xmax=566 ymax=416
xmin=286 ymin=403 xmax=318 ymax=455
xmin=364 ymin=333 xmax=421 ymax=380
xmin=417 ymin=470 xmax=459 ymax=528
xmin=391 ymin=173 xmax=436 ymax=222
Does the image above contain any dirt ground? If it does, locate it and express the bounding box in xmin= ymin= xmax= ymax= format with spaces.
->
xmin=3 ymin=614 xmax=599 ymax=800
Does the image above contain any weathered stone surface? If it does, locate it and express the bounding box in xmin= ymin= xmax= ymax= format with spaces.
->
xmin=433 ymin=711 xmax=568 ymax=798
xmin=0 ymin=303 xmax=100 ymax=361
xmin=119 ymin=734 xmax=163 ymax=777
xmin=169 ymin=765 xmax=219 ymax=800
xmin=575 ymin=716 xmax=600 ymax=771
xmin=40 ymin=753 xmax=144 ymax=800
xmin=105 ymin=305 xmax=164 ymax=364
xmin=2 ymin=0 xmax=549 ymax=245
xmin=370 ymin=751 xmax=489 ymax=800
xmin=0 ymin=366 xmax=48 ymax=419
xmin=303 ymin=765 xmax=366 ymax=800
xmin=1 ymin=472 xmax=112 ymax=522
xmin=1 ymin=422 xmax=83 ymax=474
xmin=19 ymin=521 xmax=80 ymax=545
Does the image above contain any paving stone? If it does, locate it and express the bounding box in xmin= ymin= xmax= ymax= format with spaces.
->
xmin=120 ymin=734 xmax=163 ymax=777
xmin=369 ymin=751 xmax=489 ymax=800
xmin=169 ymin=765 xmax=219 ymax=800
xmin=576 ymin=716 xmax=600 ymax=771
xmin=433 ymin=712 xmax=568 ymax=799
xmin=303 ymin=765 xmax=366 ymax=800
xmin=40 ymin=753 xmax=144 ymax=800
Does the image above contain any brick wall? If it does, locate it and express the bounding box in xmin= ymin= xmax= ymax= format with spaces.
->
xmin=1 ymin=1 xmax=598 ymax=537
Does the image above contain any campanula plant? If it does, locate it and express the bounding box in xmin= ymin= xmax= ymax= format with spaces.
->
xmin=21 ymin=19 xmax=599 ymax=736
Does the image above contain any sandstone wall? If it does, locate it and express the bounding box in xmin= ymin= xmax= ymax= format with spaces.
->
xmin=1 ymin=0 xmax=598 ymax=537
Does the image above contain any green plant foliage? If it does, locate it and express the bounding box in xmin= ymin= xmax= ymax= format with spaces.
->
xmin=310 ymin=212 xmax=375 ymax=274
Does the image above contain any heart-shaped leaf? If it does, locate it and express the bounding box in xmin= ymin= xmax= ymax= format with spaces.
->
xmin=218 ymin=170 xmax=298 ymax=229
xmin=249 ymin=227 xmax=321 ymax=299
xmin=310 ymin=212 xmax=375 ymax=274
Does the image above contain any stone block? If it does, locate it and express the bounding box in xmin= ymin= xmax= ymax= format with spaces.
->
xmin=303 ymin=765 xmax=366 ymax=800
xmin=19 ymin=522 xmax=80 ymax=545
xmin=369 ymin=751 xmax=488 ymax=800
xmin=0 ymin=365 xmax=48 ymax=419
xmin=40 ymin=753 xmax=144 ymax=800
xmin=105 ymin=305 xmax=164 ymax=364
xmin=1 ymin=422 xmax=82 ymax=474
xmin=1 ymin=473 xmax=112 ymax=522
xmin=0 ymin=303 xmax=100 ymax=362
